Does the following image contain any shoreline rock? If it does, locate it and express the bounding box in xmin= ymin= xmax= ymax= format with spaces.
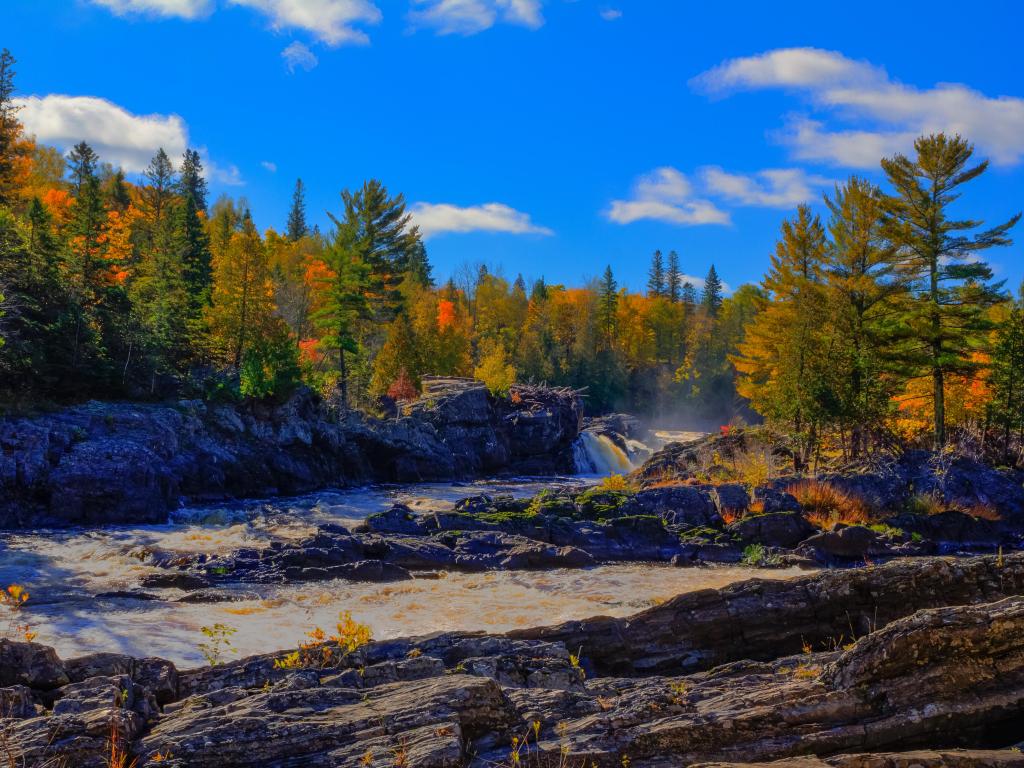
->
xmin=4 ymin=554 xmax=1024 ymax=767
xmin=0 ymin=380 xmax=583 ymax=529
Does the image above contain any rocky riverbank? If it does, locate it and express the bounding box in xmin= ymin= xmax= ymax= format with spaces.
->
xmin=0 ymin=379 xmax=583 ymax=529
xmin=3 ymin=554 xmax=1024 ymax=766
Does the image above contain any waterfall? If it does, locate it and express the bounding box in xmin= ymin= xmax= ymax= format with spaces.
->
xmin=573 ymin=431 xmax=634 ymax=475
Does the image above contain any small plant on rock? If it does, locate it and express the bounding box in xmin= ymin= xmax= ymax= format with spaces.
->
xmin=274 ymin=611 xmax=372 ymax=670
xmin=198 ymin=623 xmax=238 ymax=666
xmin=1 ymin=584 xmax=36 ymax=643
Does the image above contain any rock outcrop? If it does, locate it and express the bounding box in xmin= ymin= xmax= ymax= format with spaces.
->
xmin=0 ymin=380 xmax=583 ymax=529
xmin=3 ymin=555 xmax=1024 ymax=767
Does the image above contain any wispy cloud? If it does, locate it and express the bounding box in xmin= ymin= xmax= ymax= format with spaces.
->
xmin=90 ymin=0 xmax=382 ymax=45
xmin=599 ymin=7 xmax=621 ymax=21
xmin=281 ymin=41 xmax=319 ymax=72
xmin=15 ymin=94 xmax=188 ymax=173
xmin=227 ymin=0 xmax=382 ymax=45
xmin=260 ymin=160 xmax=278 ymax=172
xmin=691 ymin=47 xmax=1024 ymax=168
xmin=677 ymin=272 xmax=732 ymax=294
xmin=410 ymin=202 xmax=553 ymax=237
xmin=701 ymin=166 xmax=832 ymax=208
xmin=408 ymin=0 xmax=543 ymax=35
xmin=86 ymin=0 xmax=213 ymax=19
xmin=606 ymin=167 xmax=731 ymax=226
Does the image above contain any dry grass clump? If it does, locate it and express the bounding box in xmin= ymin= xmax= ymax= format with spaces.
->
xmin=786 ymin=480 xmax=871 ymax=530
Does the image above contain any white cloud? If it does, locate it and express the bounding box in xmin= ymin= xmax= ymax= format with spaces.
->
xmin=677 ymin=272 xmax=732 ymax=295
xmin=701 ymin=166 xmax=832 ymax=208
xmin=86 ymin=0 xmax=213 ymax=19
xmin=206 ymin=157 xmax=245 ymax=186
xmin=15 ymin=94 xmax=188 ymax=173
xmin=227 ymin=0 xmax=382 ymax=45
xmin=410 ymin=202 xmax=553 ymax=237
xmin=408 ymin=0 xmax=543 ymax=35
xmin=691 ymin=47 xmax=883 ymax=94
xmin=281 ymin=41 xmax=318 ymax=72
xmin=692 ymin=47 xmax=1024 ymax=168
xmin=606 ymin=167 xmax=731 ymax=226
xmin=260 ymin=160 xmax=278 ymax=172
xmin=599 ymin=7 xmax=621 ymax=20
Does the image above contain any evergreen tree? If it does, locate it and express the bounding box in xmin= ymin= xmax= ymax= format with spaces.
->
xmin=286 ymin=178 xmax=308 ymax=241
xmin=701 ymin=264 xmax=723 ymax=316
xmin=407 ymin=239 xmax=433 ymax=287
xmin=646 ymin=250 xmax=665 ymax=298
xmin=991 ymin=292 xmax=1024 ymax=456
xmin=179 ymin=149 xmax=208 ymax=213
xmin=311 ymin=216 xmax=370 ymax=406
xmin=67 ymin=142 xmax=99 ymax=197
xmin=104 ymin=169 xmax=132 ymax=211
xmin=666 ymin=250 xmax=681 ymax=303
xmin=530 ymin=277 xmax=548 ymax=303
xmin=822 ymin=177 xmax=905 ymax=454
xmin=882 ymin=133 xmax=1020 ymax=446
xmin=329 ymin=179 xmax=419 ymax=322
xmin=174 ymin=192 xmax=213 ymax=319
xmin=597 ymin=265 xmax=618 ymax=350
xmin=142 ymin=148 xmax=176 ymax=225
xmin=680 ymin=281 xmax=696 ymax=307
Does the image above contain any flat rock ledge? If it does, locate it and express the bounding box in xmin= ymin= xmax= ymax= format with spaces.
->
xmin=3 ymin=553 xmax=1024 ymax=767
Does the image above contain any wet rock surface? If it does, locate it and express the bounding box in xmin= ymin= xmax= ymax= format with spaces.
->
xmin=0 ymin=380 xmax=583 ymax=529
xmin=4 ymin=554 xmax=1024 ymax=767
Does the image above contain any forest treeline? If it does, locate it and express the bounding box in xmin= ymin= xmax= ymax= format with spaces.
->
xmin=1 ymin=49 xmax=1023 ymax=460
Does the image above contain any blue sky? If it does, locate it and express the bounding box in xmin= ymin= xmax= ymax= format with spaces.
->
xmin=7 ymin=0 xmax=1024 ymax=293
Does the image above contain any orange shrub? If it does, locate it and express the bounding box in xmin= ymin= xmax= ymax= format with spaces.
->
xmin=787 ymin=480 xmax=871 ymax=530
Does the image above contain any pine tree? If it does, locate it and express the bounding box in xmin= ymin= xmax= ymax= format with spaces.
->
xmin=822 ymin=177 xmax=905 ymax=454
xmin=329 ymin=179 xmax=419 ymax=322
xmin=286 ymin=178 xmax=308 ymax=241
xmin=646 ymin=250 xmax=665 ymax=298
xmin=67 ymin=142 xmax=99 ymax=197
xmin=179 ymin=149 xmax=208 ymax=213
xmin=882 ymin=133 xmax=1020 ymax=447
xmin=597 ymin=265 xmax=618 ymax=350
xmin=311 ymin=216 xmax=370 ymax=406
xmin=680 ymin=281 xmax=696 ymax=307
xmin=991 ymin=292 xmax=1024 ymax=457
xmin=407 ymin=239 xmax=433 ymax=287
xmin=142 ymin=148 xmax=176 ymax=225
xmin=530 ymin=277 xmax=548 ymax=303
xmin=701 ymin=265 xmax=723 ymax=316
xmin=666 ymin=250 xmax=681 ymax=303
xmin=104 ymin=169 xmax=132 ymax=211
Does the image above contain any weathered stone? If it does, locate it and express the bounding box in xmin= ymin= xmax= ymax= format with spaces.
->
xmin=728 ymin=511 xmax=816 ymax=548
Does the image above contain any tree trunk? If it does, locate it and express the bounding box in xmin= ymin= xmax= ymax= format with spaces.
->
xmin=337 ymin=346 xmax=348 ymax=408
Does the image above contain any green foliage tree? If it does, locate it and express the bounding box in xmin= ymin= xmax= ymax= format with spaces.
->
xmin=666 ymin=250 xmax=681 ymax=303
xmin=701 ymin=264 xmax=723 ymax=317
xmin=882 ymin=133 xmax=1020 ymax=446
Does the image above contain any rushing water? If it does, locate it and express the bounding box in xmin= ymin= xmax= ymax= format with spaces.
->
xmin=1 ymin=431 xmax=807 ymax=667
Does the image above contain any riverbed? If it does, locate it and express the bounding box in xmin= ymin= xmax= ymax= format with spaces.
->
xmin=1 ymin=471 xmax=807 ymax=667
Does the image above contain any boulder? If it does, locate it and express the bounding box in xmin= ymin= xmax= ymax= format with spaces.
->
xmin=728 ymin=511 xmax=816 ymax=548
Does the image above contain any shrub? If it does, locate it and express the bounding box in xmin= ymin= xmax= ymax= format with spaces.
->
xmin=741 ymin=543 xmax=782 ymax=567
xmin=198 ymin=623 xmax=237 ymax=666
xmin=787 ymin=480 xmax=871 ymax=530
xmin=598 ymin=473 xmax=637 ymax=492
xmin=1 ymin=584 xmax=36 ymax=642
xmin=274 ymin=611 xmax=372 ymax=671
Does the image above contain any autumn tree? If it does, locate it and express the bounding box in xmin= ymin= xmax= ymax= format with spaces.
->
xmin=882 ymin=134 xmax=1019 ymax=447
xmin=207 ymin=212 xmax=275 ymax=369
xmin=734 ymin=205 xmax=829 ymax=466
xmin=990 ymin=292 xmax=1024 ymax=456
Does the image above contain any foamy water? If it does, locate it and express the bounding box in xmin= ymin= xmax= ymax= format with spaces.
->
xmin=0 ymin=474 xmax=805 ymax=667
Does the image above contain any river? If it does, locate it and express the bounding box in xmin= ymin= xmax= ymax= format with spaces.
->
xmin=0 ymin=433 xmax=808 ymax=667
